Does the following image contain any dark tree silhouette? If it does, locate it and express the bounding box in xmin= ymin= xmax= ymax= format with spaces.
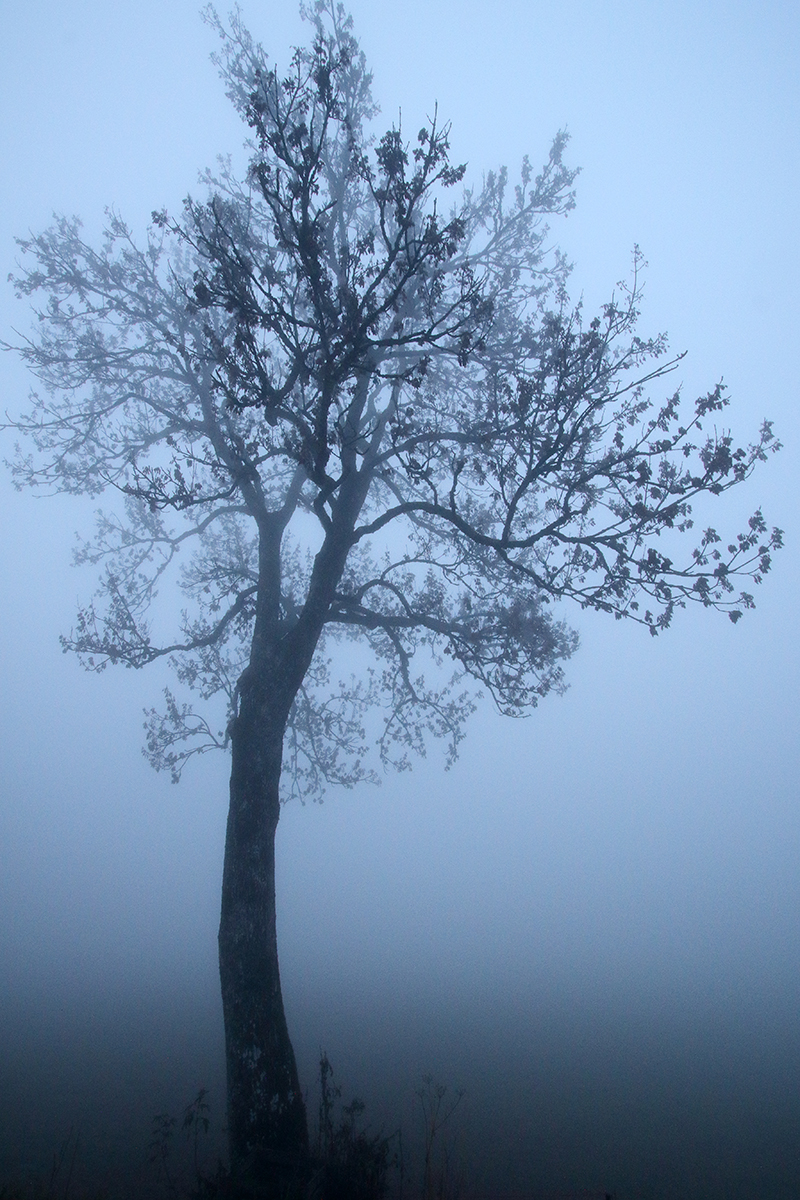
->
xmin=3 ymin=0 xmax=781 ymax=1186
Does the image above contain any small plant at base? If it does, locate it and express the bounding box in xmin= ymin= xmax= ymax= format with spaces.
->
xmin=149 ymin=1090 xmax=222 ymax=1199
xmin=182 ymin=1090 xmax=211 ymax=1193
xmin=315 ymin=1053 xmax=397 ymax=1200
xmin=149 ymin=1112 xmax=179 ymax=1197
xmin=416 ymin=1078 xmax=466 ymax=1200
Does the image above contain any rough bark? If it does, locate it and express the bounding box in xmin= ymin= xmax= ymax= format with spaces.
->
xmin=216 ymin=487 xmax=361 ymax=1184
xmin=218 ymin=671 xmax=309 ymax=1184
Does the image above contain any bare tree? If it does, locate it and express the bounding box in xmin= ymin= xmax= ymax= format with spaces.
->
xmin=3 ymin=0 xmax=781 ymax=1186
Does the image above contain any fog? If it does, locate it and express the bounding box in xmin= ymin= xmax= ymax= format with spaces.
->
xmin=1 ymin=2 xmax=798 ymax=1196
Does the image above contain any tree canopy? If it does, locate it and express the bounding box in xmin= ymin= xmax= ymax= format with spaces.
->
xmin=6 ymin=4 xmax=780 ymax=794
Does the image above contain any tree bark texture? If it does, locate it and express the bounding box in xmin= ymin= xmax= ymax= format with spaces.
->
xmin=218 ymin=675 xmax=309 ymax=1183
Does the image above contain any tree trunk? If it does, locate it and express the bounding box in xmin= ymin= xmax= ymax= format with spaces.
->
xmin=218 ymin=676 xmax=309 ymax=1187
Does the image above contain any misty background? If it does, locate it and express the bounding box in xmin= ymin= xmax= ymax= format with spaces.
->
xmin=0 ymin=2 xmax=798 ymax=1196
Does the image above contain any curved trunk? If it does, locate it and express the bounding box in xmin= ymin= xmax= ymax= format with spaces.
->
xmin=218 ymin=676 xmax=308 ymax=1185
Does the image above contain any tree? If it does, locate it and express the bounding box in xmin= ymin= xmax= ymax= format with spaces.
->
xmin=3 ymin=0 xmax=781 ymax=1187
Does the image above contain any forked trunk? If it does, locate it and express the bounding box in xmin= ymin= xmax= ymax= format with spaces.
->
xmin=218 ymin=677 xmax=308 ymax=1186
